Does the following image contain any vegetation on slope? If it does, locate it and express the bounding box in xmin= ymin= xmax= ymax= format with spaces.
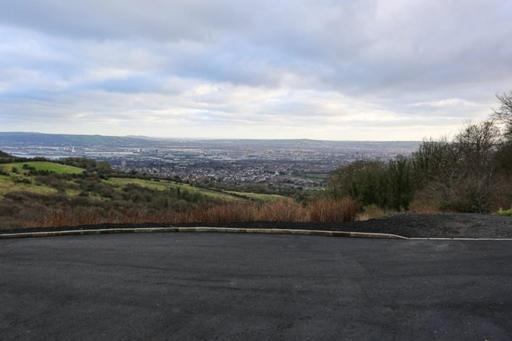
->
xmin=1 ymin=161 xmax=84 ymax=175
xmin=328 ymin=93 xmax=512 ymax=214
xmin=0 ymin=150 xmax=11 ymax=158
xmin=4 ymin=92 xmax=510 ymax=229
xmin=104 ymin=177 xmax=242 ymax=202
xmin=223 ymin=190 xmax=285 ymax=202
xmin=498 ymin=208 xmax=512 ymax=217
xmin=0 ymin=157 xmax=357 ymax=229
xmin=0 ymin=174 xmax=57 ymax=197
xmin=0 ymin=150 xmax=19 ymax=164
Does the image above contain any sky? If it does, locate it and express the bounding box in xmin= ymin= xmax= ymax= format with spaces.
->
xmin=1 ymin=0 xmax=511 ymax=140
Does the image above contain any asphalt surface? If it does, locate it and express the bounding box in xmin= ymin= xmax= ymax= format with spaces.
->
xmin=1 ymin=233 xmax=512 ymax=340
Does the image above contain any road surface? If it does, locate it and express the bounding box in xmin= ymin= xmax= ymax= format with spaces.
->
xmin=1 ymin=233 xmax=511 ymax=340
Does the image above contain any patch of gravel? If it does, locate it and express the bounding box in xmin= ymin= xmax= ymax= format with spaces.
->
xmin=1 ymin=213 xmax=511 ymax=238
xmin=346 ymin=213 xmax=512 ymax=238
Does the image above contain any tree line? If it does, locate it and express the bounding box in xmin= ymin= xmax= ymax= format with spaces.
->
xmin=328 ymin=93 xmax=512 ymax=213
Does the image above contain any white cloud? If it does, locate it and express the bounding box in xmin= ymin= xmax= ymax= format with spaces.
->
xmin=0 ymin=0 xmax=511 ymax=139
xmin=411 ymin=98 xmax=477 ymax=108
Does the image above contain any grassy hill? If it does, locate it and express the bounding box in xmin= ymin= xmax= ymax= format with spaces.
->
xmin=0 ymin=153 xmax=358 ymax=230
xmin=0 ymin=174 xmax=57 ymax=197
xmin=105 ymin=178 xmax=242 ymax=202
xmin=0 ymin=160 xmax=282 ymax=201
xmin=1 ymin=161 xmax=85 ymax=175
xmin=0 ymin=157 xmax=292 ymax=228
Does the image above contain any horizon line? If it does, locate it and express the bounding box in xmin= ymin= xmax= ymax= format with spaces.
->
xmin=0 ymin=131 xmax=423 ymax=143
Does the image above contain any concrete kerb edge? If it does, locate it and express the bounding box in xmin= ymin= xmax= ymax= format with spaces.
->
xmin=0 ymin=227 xmax=409 ymax=240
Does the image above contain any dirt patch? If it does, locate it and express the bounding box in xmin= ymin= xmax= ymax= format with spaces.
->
xmin=1 ymin=213 xmax=511 ymax=238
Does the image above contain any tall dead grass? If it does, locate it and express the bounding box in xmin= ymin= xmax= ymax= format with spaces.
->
xmin=308 ymin=198 xmax=359 ymax=223
xmin=14 ymin=197 xmax=359 ymax=228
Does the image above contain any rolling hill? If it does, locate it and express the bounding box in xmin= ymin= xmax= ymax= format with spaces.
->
xmin=0 ymin=159 xmax=283 ymax=201
xmin=0 ymin=154 xmax=292 ymax=229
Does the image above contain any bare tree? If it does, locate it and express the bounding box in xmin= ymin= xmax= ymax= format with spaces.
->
xmin=494 ymin=92 xmax=512 ymax=139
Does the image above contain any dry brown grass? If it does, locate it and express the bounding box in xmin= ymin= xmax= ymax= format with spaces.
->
xmin=309 ymin=198 xmax=359 ymax=223
xmin=409 ymin=199 xmax=443 ymax=214
xmin=356 ymin=205 xmax=391 ymax=221
xmin=13 ymin=197 xmax=359 ymax=228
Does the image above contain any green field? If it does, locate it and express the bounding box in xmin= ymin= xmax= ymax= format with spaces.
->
xmin=1 ymin=161 xmax=84 ymax=175
xmin=0 ymin=161 xmax=71 ymax=197
xmin=104 ymin=178 xmax=288 ymax=202
xmin=0 ymin=175 xmax=57 ymax=197
xmin=104 ymin=177 xmax=242 ymax=201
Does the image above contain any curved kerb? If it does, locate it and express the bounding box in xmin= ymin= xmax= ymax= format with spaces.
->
xmin=0 ymin=227 xmax=408 ymax=240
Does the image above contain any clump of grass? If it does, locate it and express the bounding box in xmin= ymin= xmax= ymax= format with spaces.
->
xmin=309 ymin=198 xmax=359 ymax=223
xmin=357 ymin=205 xmax=392 ymax=221
xmin=497 ymin=208 xmax=512 ymax=217
xmin=408 ymin=197 xmax=442 ymax=214
xmin=6 ymin=197 xmax=359 ymax=229
xmin=183 ymin=198 xmax=358 ymax=224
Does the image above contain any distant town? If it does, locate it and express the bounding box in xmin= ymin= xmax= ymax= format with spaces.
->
xmin=0 ymin=132 xmax=420 ymax=192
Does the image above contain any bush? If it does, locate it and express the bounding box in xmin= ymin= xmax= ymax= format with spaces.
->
xmin=13 ymin=177 xmax=31 ymax=185
xmin=61 ymin=158 xmax=113 ymax=176
xmin=329 ymin=115 xmax=512 ymax=214
xmin=495 ymin=142 xmax=512 ymax=174
xmin=497 ymin=208 xmax=512 ymax=217
xmin=328 ymin=159 xmax=412 ymax=210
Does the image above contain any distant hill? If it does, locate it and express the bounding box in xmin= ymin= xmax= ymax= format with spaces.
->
xmin=0 ymin=132 xmax=156 ymax=147
xmin=0 ymin=132 xmax=421 ymax=150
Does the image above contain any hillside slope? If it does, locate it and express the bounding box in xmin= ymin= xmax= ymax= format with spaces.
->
xmin=0 ymin=160 xmax=282 ymax=201
xmin=0 ymin=158 xmax=290 ymax=229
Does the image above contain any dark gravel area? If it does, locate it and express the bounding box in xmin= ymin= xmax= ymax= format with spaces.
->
xmin=1 ymin=213 xmax=512 ymax=238
xmin=348 ymin=213 xmax=512 ymax=238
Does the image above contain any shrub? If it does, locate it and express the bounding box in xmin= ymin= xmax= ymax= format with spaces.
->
xmin=329 ymin=159 xmax=412 ymax=210
xmin=329 ymin=118 xmax=509 ymax=213
xmin=497 ymin=208 xmax=512 ymax=217
xmin=13 ymin=176 xmax=31 ymax=184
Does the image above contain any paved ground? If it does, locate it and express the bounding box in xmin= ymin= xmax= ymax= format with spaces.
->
xmin=1 ymin=233 xmax=512 ymax=340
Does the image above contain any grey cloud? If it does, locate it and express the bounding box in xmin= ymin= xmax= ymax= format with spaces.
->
xmin=0 ymin=0 xmax=511 ymax=139
xmin=3 ymin=0 xmax=512 ymax=92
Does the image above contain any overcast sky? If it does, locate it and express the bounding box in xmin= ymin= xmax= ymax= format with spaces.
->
xmin=1 ymin=0 xmax=511 ymax=140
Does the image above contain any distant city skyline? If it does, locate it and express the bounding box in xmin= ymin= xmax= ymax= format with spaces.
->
xmin=1 ymin=1 xmax=511 ymax=140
